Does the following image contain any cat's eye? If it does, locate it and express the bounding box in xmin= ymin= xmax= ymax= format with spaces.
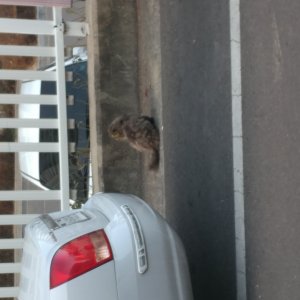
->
xmin=112 ymin=130 xmax=119 ymax=137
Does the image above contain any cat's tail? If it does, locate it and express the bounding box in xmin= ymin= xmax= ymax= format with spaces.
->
xmin=149 ymin=148 xmax=160 ymax=171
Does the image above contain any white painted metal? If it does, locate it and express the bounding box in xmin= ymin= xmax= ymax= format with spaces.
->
xmin=0 ymin=190 xmax=60 ymax=201
xmin=0 ymin=118 xmax=58 ymax=128
xmin=0 ymin=19 xmax=54 ymax=35
xmin=0 ymin=0 xmax=71 ymax=7
xmin=0 ymin=142 xmax=59 ymax=152
xmin=0 ymin=94 xmax=57 ymax=105
xmin=230 ymin=0 xmax=247 ymax=299
xmin=0 ymin=215 xmax=39 ymax=225
xmin=0 ymin=18 xmax=87 ymax=36
xmin=0 ymin=287 xmax=19 ymax=298
xmin=64 ymin=21 xmax=89 ymax=37
xmin=0 ymin=45 xmax=55 ymax=57
xmin=53 ymin=8 xmax=71 ymax=211
xmin=0 ymin=70 xmax=56 ymax=81
xmin=0 ymin=6 xmax=88 ymax=297
xmin=0 ymin=263 xmax=21 ymax=273
xmin=0 ymin=239 xmax=23 ymax=249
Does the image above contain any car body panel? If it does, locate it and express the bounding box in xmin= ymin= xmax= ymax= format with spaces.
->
xmin=85 ymin=193 xmax=194 ymax=300
xmin=18 ymin=54 xmax=90 ymax=205
xmin=50 ymin=262 xmax=118 ymax=300
xmin=18 ymin=193 xmax=193 ymax=300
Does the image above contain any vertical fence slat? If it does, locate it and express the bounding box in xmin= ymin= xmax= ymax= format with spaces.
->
xmin=0 ymin=190 xmax=60 ymax=200
xmin=0 ymin=18 xmax=54 ymax=35
xmin=0 ymin=94 xmax=57 ymax=105
xmin=0 ymin=287 xmax=19 ymax=298
xmin=0 ymin=215 xmax=39 ymax=225
xmin=0 ymin=142 xmax=59 ymax=152
xmin=0 ymin=263 xmax=21 ymax=274
xmin=0 ymin=18 xmax=85 ymax=36
xmin=0 ymin=45 xmax=56 ymax=57
xmin=0 ymin=0 xmax=71 ymax=7
xmin=0 ymin=239 xmax=23 ymax=249
xmin=0 ymin=70 xmax=56 ymax=81
xmin=0 ymin=118 xmax=58 ymax=128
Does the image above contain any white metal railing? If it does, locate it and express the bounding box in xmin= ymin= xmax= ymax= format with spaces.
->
xmin=0 ymin=69 xmax=57 ymax=81
xmin=0 ymin=94 xmax=57 ymax=104
xmin=0 ymin=6 xmax=87 ymax=298
xmin=53 ymin=7 xmax=71 ymax=211
xmin=0 ymin=190 xmax=60 ymax=200
xmin=0 ymin=45 xmax=56 ymax=57
xmin=0 ymin=0 xmax=72 ymax=7
xmin=0 ymin=263 xmax=21 ymax=274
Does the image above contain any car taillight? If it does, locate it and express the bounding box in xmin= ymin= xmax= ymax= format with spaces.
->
xmin=50 ymin=229 xmax=113 ymax=289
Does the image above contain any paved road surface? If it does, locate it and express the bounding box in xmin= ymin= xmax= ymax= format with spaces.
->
xmin=159 ymin=2 xmax=236 ymax=299
xmin=158 ymin=1 xmax=300 ymax=300
xmin=242 ymin=1 xmax=300 ymax=300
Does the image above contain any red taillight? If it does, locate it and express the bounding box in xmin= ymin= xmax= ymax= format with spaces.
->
xmin=50 ymin=229 xmax=113 ymax=289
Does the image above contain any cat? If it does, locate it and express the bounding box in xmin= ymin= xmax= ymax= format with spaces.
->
xmin=108 ymin=114 xmax=160 ymax=170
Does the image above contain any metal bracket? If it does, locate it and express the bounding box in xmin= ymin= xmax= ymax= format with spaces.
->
xmin=64 ymin=21 xmax=89 ymax=37
xmin=53 ymin=21 xmax=65 ymax=33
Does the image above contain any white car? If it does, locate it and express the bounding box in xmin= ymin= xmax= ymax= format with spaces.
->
xmin=18 ymin=50 xmax=90 ymax=207
xmin=18 ymin=193 xmax=193 ymax=300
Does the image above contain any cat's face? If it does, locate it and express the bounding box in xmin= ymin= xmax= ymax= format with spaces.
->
xmin=108 ymin=116 xmax=127 ymax=140
xmin=109 ymin=127 xmax=125 ymax=140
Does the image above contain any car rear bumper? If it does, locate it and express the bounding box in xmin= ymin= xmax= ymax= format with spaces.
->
xmin=50 ymin=261 xmax=118 ymax=300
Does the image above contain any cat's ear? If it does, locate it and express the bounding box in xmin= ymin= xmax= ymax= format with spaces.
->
xmin=120 ymin=114 xmax=130 ymax=124
xmin=141 ymin=116 xmax=155 ymax=124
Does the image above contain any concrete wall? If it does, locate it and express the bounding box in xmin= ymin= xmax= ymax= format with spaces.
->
xmin=87 ymin=0 xmax=142 ymax=196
